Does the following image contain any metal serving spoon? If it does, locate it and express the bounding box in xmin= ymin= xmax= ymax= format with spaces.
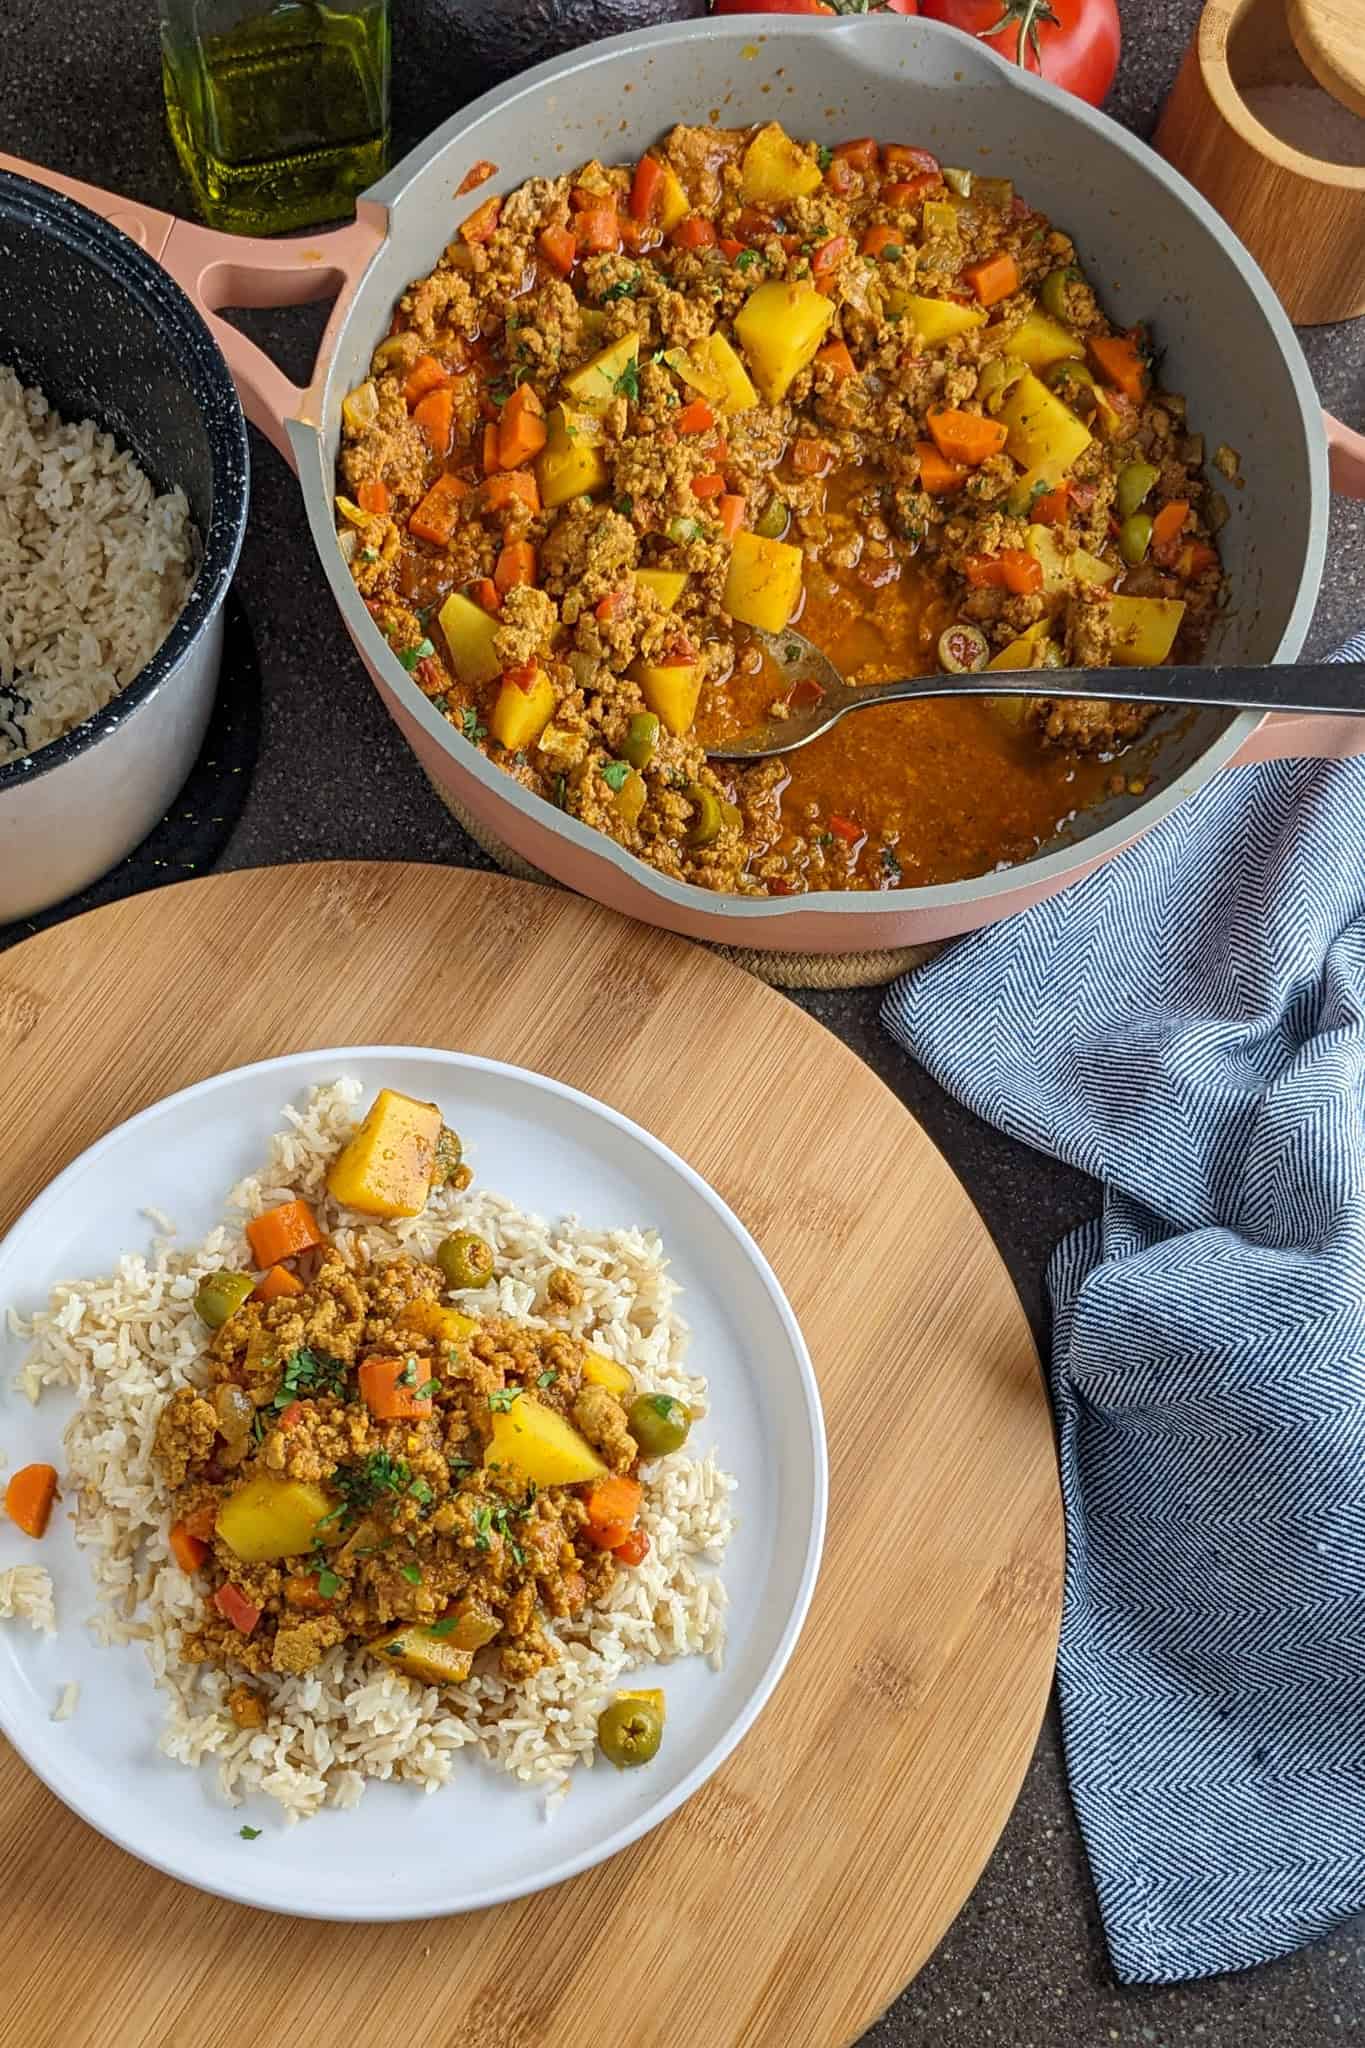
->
xmin=706 ymin=630 xmax=1365 ymax=762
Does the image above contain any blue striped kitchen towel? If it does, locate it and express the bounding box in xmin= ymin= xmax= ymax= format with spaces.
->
xmin=882 ymin=633 xmax=1365 ymax=1985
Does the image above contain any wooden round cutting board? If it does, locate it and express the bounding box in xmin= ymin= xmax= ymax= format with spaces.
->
xmin=0 ymin=863 xmax=1062 ymax=2048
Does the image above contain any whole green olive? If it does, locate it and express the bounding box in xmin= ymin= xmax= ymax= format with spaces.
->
xmin=627 ymin=1391 xmax=692 ymax=1458
xmin=621 ymin=711 xmax=660 ymax=770
xmin=1118 ymin=512 xmax=1153 ymax=567
xmin=597 ymin=1694 xmax=664 ymax=1768
xmin=754 ymin=496 xmax=790 ymax=540
xmin=1115 ymin=460 xmax=1159 ymax=522
xmin=195 ymin=1270 xmax=255 ymax=1330
xmin=685 ymin=784 xmax=722 ymax=848
xmin=436 ymin=1231 xmax=494 ymax=1291
xmin=1040 ymin=265 xmax=1081 ymax=323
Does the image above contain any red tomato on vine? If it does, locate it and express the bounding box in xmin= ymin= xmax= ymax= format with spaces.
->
xmin=711 ymin=0 xmax=919 ymax=15
xmin=918 ymin=0 xmax=1119 ymax=104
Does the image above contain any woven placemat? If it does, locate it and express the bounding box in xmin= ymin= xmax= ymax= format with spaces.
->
xmin=432 ymin=778 xmax=938 ymax=989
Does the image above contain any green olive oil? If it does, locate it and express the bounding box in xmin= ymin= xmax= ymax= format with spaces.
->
xmin=161 ymin=0 xmax=389 ymax=235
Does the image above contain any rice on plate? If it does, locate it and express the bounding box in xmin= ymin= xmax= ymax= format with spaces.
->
xmin=0 ymin=362 xmax=195 ymax=762
xmin=11 ymin=1078 xmax=733 ymax=1821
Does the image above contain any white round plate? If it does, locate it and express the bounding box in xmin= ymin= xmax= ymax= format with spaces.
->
xmin=0 ymin=1047 xmax=825 ymax=1919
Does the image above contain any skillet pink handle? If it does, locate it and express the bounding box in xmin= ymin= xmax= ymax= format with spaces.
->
xmin=0 ymin=151 xmax=385 ymax=470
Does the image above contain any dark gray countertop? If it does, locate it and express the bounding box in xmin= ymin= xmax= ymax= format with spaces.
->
xmin=4 ymin=3 xmax=1364 ymax=2040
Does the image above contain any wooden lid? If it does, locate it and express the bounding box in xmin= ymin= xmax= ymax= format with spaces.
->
xmin=1287 ymin=0 xmax=1365 ymax=119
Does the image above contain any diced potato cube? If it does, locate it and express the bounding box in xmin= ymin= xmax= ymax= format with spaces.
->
xmin=895 ymin=294 xmax=986 ymax=345
xmin=734 ymin=282 xmax=833 ymax=404
xmin=438 ymin=591 xmax=502 ymax=689
xmin=921 ymin=201 xmax=959 ymax=241
xmin=489 ymin=667 xmax=556 ymax=751
xmin=399 ymin=1301 xmax=479 ymax=1350
xmin=327 ymin=1088 xmax=444 ymax=1218
xmin=664 ymin=332 xmax=759 ymax=415
xmin=998 ymin=371 xmax=1092 ymax=474
xmin=1010 ymin=308 xmax=1085 ymax=371
xmin=1108 ymin=596 xmax=1185 ymax=667
xmin=561 ymin=333 xmax=639 ymax=415
xmin=1072 ymin=547 xmax=1117 ymax=587
xmin=341 ymin=380 xmax=380 ymax=435
xmin=988 ymin=623 xmax=1053 ymax=671
xmin=582 ymin=1350 xmax=634 ymax=1396
xmin=1025 ymin=524 xmax=1071 ymax=595
xmin=1006 ymin=460 xmax=1065 ymax=518
xmin=723 ymin=530 xmax=804 ymax=634
xmin=368 ymin=1623 xmax=474 ymax=1688
xmin=488 ymin=1396 xmax=608 ymax=1487
xmin=536 ymin=405 xmax=609 ymax=509
xmin=655 ymin=159 xmax=690 ymax=231
xmin=634 ymin=568 xmax=688 ymax=611
xmin=634 ymin=660 xmax=702 ymax=737
xmin=217 ymin=1475 xmax=336 ymax=1564
xmin=740 ymin=122 xmax=822 ymax=205
xmin=578 ymin=307 xmax=608 ymax=342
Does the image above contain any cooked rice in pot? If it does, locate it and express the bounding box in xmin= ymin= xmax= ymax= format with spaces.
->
xmin=0 ymin=364 xmax=195 ymax=762
xmin=10 ymin=1080 xmax=733 ymax=1820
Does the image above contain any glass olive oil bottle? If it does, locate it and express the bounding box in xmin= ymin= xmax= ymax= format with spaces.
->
xmin=160 ymin=0 xmax=389 ymax=235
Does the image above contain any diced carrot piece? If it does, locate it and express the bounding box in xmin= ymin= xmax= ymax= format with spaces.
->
xmin=404 ymin=356 xmax=451 ymax=407
xmin=460 ymin=195 xmax=501 ymax=245
xmin=483 ymin=469 xmax=541 ymax=516
xmin=283 ymin=1573 xmax=327 ymax=1612
xmin=596 ymin=590 xmax=631 ymax=623
xmin=882 ymin=143 xmax=939 ymax=175
xmin=408 ymin=471 xmax=470 ymax=546
xmin=503 ymin=659 xmax=540 ymax=694
xmin=815 ymin=340 xmax=856 ymax=384
xmin=964 ymin=252 xmax=1020 ymax=306
xmin=792 ymin=438 xmax=829 ymax=475
xmin=482 ymin=422 xmax=500 ymax=476
xmin=833 ymin=138 xmax=879 ymax=170
xmin=576 ymin=204 xmax=620 ymax=254
xmin=586 ymin=1518 xmax=633 ymax=1551
xmin=860 ymin=224 xmax=903 ymax=260
xmin=964 ymin=553 xmax=1008 ymax=588
xmin=457 ymin=158 xmax=497 ymax=196
xmin=718 ymin=493 xmax=746 ymax=539
xmin=253 ymin=1263 xmax=304 ymax=1305
xmin=1031 ymin=485 xmax=1071 ymax=526
xmin=999 ymin=549 xmax=1043 ymax=595
xmin=413 ymin=385 xmax=455 ymax=457
xmin=811 ymin=234 xmax=849 ymax=278
xmin=358 ymin=1355 xmax=434 ymax=1421
xmin=277 ymin=1401 xmax=307 ymax=1432
xmin=494 ymin=539 xmax=538 ymax=593
xmin=629 ymin=153 xmax=664 ymax=221
xmin=583 ymin=1474 xmax=643 ymax=1532
xmin=676 ymin=397 xmax=716 ymax=435
xmin=4 ymin=1463 xmax=58 ymax=1539
xmin=916 ymin=440 xmax=966 ymax=495
xmin=1151 ymin=499 xmax=1191 ymax=554
xmin=719 ymin=236 xmax=744 ymax=260
xmin=618 ymin=216 xmax=657 ymax=255
xmin=670 ymin=214 xmax=718 ymax=251
xmin=169 ymin=1520 xmax=208 ymax=1573
xmin=470 ymin=577 xmax=500 ymax=613
xmin=613 ymin=1527 xmax=650 ymax=1566
xmin=825 ymin=156 xmax=856 ymax=196
xmin=356 ymin=478 xmax=389 ymax=515
xmin=927 ymin=409 xmax=1008 ymax=466
xmin=691 ymin=471 xmax=726 ymax=499
xmin=710 ymin=436 xmax=730 ymax=464
xmin=497 ymin=383 xmax=547 ymax=468
xmin=828 ymin=813 xmax=863 ymax=844
xmin=538 ymin=223 xmax=578 ymax=276
xmin=214 ymin=1582 xmax=262 ymax=1635
xmin=246 ymin=1199 xmax=322 ymax=1269
xmin=1087 ymin=331 xmax=1148 ymax=403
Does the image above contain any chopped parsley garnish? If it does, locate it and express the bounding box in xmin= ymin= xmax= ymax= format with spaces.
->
xmin=1028 ymin=476 xmax=1051 ymax=506
xmin=489 ymin=1385 xmax=523 ymax=1413
xmin=473 ymin=1504 xmax=494 ymax=1551
xmin=881 ymin=846 xmax=902 ymax=882
xmin=360 ymin=547 xmax=378 ymax=563
xmin=460 ymin=706 xmax=488 ymax=744
xmin=273 ymin=1347 xmax=348 ymax=1410
xmin=239 ymin=1825 xmax=262 ymax=1840
xmin=735 ymin=249 xmax=761 ymax=271
xmin=613 ymin=359 xmax=641 ymax=403
xmin=601 ymin=760 xmax=631 ymax=793
xmin=331 ymin=1449 xmax=412 ymax=1524
xmin=536 ymin=1369 xmax=557 ymax=1388
xmin=316 ymin=1567 xmax=342 ymax=1600
xmin=398 ymin=637 xmax=436 ymax=671
xmin=816 ymin=143 xmax=833 ymax=171
xmin=400 ymin=1562 xmax=423 ymax=1585
xmin=784 ymin=642 xmax=801 ymax=663
xmin=448 ymin=1456 xmax=475 ymax=1476
xmin=553 ymin=773 xmax=568 ymax=810
xmin=428 ymin=1617 xmax=458 ymax=1637
xmin=601 ymin=273 xmax=640 ymax=301
xmin=251 ymin=1409 xmax=266 ymax=1444
xmin=416 ymin=1379 xmax=441 ymax=1400
xmin=666 ymin=515 xmax=703 ymax=545
xmin=399 ymin=1357 xmax=419 ymax=1388
xmin=615 ymin=495 xmax=634 ymax=519
xmin=409 ymin=1475 xmax=434 ymax=1505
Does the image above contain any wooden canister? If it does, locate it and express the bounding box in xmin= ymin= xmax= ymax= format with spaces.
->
xmin=1154 ymin=0 xmax=1365 ymax=324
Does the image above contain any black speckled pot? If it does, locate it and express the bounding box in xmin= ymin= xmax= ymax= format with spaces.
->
xmin=0 ymin=172 xmax=248 ymax=921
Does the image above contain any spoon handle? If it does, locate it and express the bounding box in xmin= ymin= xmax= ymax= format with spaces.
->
xmin=846 ymin=662 xmax=1365 ymax=716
